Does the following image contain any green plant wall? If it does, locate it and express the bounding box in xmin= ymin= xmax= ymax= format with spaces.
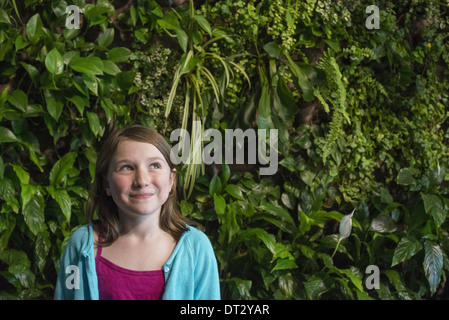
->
xmin=0 ymin=0 xmax=448 ymax=299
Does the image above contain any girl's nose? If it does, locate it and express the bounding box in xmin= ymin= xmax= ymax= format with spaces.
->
xmin=133 ymin=168 xmax=150 ymax=188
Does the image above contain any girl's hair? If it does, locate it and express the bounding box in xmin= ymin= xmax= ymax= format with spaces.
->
xmin=86 ymin=125 xmax=189 ymax=246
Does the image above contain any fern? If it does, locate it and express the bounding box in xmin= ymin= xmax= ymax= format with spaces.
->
xmin=315 ymin=50 xmax=350 ymax=163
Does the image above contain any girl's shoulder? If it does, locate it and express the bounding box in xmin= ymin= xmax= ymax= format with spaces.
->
xmin=181 ymin=224 xmax=214 ymax=251
xmin=66 ymin=223 xmax=95 ymax=252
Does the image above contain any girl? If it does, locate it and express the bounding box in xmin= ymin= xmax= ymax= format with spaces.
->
xmin=54 ymin=125 xmax=220 ymax=300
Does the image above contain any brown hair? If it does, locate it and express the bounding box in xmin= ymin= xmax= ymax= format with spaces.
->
xmin=86 ymin=125 xmax=189 ymax=246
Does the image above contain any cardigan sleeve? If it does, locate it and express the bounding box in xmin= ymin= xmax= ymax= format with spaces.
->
xmin=54 ymin=224 xmax=97 ymax=300
xmin=190 ymin=227 xmax=221 ymax=300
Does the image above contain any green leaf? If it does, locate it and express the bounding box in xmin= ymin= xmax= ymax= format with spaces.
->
xmin=157 ymin=12 xmax=180 ymax=30
xmin=20 ymin=62 xmax=39 ymax=84
xmin=259 ymin=202 xmax=295 ymax=227
xmin=68 ymin=95 xmax=87 ymax=115
xmin=22 ymin=190 xmax=45 ymax=235
xmin=423 ymin=240 xmax=443 ymax=295
xmin=263 ymin=42 xmax=281 ymax=59
xmin=380 ymin=188 xmax=393 ymax=204
xmin=86 ymin=111 xmax=102 ymax=137
xmin=45 ymin=48 xmax=64 ymax=75
xmin=82 ymin=73 xmax=98 ymax=96
xmin=225 ymin=184 xmax=244 ymax=200
xmin=0 ymin=9 xmax=11 ymax=25
xmin=102 ymin=60 xmax=121 ymax=76
xmin=220 ymin=162 xmax=230 ymax=185
xmin=107 ymin=47 xmax=132 ymax=63
xmin=335 ymin=267 xmax=364 ymax=292
xmin=271 ymin=258 xmax=298 ymax=272
xmin=26 ymin=13 xmax=44 ymax=43
xmin=0 ymin=126 xmax=18 ymax=143
xmin=194 ymin=15 xmax=212 ymax=35
xmin=391 ymin=235 xmax=423 ymax=267
xmin=397 ymin=168 xmax=416 ymax=186
xmin=0 ymin=249 xmax=30 ymax=275
xmin=35 ymin=229 xmax=51 ymax=274
xmin=209 ymin=174 xmax=222 ymax=197
xmin=116 ymin=70 xmax=136 ymax=91
xmin=21 ymin=184 xmax=36 ymax=209
xmin=285 ymin=54 xmax=314 ymax=102
xmin=49 ymin=152 xmax=77 ymax=187
xmin=300 ymin=169 xmax=315 ymax=187
xmin=69 ymin=56 xmax=104 ymax=75
xmin=305 ymin=274 xmax=331 ymax=299
xmin=84 ymin=4 xmax=114 ymax=27
xmin=15 ymin=35 xmax=29 ymax=51
xmin=0 ymin=178 xmax=20 ymax=213
xmin=257 ymin=73 xmax=272 ymax=130
xmin=176 ymin=29 xmax=189 ymax=52
xmin=45 ymin=95 xmax=64 ymax=121
xmin=273 ymin=79 xmax=298 ymax=127
xmin=98 ymin=28 xmax=114 ymax=47
xmin=7 ymin=90 xmax=28 ymax=111
xmin=239 ymin=228 xmax=276 ymax=254
xmin=213 ymin=194 xmax=226 ymax=215
xmin=370 ymin=213 xmax=397 ymax=233
xmin=53 ymin=188 xmax=72 ymax=222
xmin=422 ymin=193 xmax=446 ymax=225
xmin=12 ymin=164 xmax=29 ymax=185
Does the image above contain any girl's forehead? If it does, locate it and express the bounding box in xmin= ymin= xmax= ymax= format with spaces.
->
xmin=113 ymin=139 xmax=166 ymax=159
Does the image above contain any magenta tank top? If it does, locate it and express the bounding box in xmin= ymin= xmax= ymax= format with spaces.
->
xmin=95 ymin=239 xmax=165 ymax=300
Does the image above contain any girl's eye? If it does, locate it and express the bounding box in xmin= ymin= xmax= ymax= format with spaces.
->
xmin=149 ymin=163 xmax=161 ymax=169
xmin=119 ymin=165 xmax=133 ymax=171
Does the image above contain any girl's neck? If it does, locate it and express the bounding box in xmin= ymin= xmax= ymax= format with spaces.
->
xmin=118 ymin=210 xmax=163 ymax=241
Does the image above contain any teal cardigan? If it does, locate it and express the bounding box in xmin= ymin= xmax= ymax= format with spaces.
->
xmin=54 ymin=224 xmax=220 ymax=300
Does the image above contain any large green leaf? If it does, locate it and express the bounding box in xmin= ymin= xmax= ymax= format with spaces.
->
xmin=86 ymin=112 xmax=102 ymax=137
xmin=369 ymin=213 xmax=397 ymax=233
xmin=423 ymin=240 xmax=443 ymax=295
xmin=421 ymin=193 xmax=446 ymax=226
xmin=69 ymin=56 xmax=104 ymax=75
xmin=107 ymin=47 xmax=132 ymax=63
xmin=397 ymin=168 xmax=416 ymax=186
xmin=49 ymin=152 xmax=77 ymax=187
xmin=391 ymin=235 xmax=423 ymax=267
xmin=225 ymin=184 xmax=244 ymax=200
xmin=53 ymin=188 xmax=72 ymax=222
xmin=239 ymin=228 xmax=276 ymax=254
xmin=7 ymin=90 xmax=28 ymax=111
xmin=26 ymin=13 xmax=44 ymax=43
xmin=45 ymin=48 xmax=64 ymax=75
xmin=259 ymin=202 xmax=295 ymax=227
xmin=209 ymin=174 xmax=222 ymax=197
xmin=45 ymin=95 xmax=64 ymax=121
xmin=22 ymin=190 xmax=45 ymax=235
xmin=285 ymin=54 xmax=314 ymax=102
xmin=0 ymin=126 xmax=18 ymax=143
xmin=194 ymin=15 xmax=212 ymax=35
xmin=213 ymin=194 xmax=226 ymax=215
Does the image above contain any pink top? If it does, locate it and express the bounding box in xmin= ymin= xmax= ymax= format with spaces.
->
xmin=95 ymin=239 xmax=165 ymax=300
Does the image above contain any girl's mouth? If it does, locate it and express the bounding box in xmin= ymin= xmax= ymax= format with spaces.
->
xmin=130 ymin=193 xmax=154 ymax=199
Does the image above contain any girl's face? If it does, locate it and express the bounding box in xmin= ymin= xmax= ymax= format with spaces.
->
xmin=105 ymin=139 xmax=175 ymax=219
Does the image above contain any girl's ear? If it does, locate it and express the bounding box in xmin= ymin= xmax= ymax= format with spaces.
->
xmin=169 ymin=168 xmax=177 ymax=191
